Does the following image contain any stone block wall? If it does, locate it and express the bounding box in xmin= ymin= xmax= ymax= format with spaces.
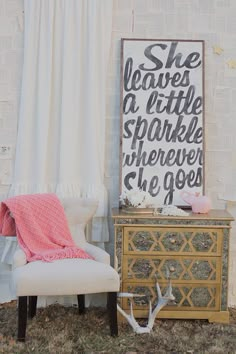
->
xmin=0 ymin=0 xmax=23 ymax=198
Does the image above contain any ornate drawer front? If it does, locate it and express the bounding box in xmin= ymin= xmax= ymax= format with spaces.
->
xmin=122 ymin=283 xmax=220 ymax=311
xmin=124 ymin=226 xmax=223 ymax=255
xmin=123 ymin=255 xmax=221 ymax=283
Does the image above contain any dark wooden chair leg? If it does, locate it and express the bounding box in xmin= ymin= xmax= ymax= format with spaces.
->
xmin=107 ymin=292 xmax=118 ymax=336
xmin=28 ymin=296 xmax=37 ymax=319
xmin=77 ymin=294 xmax=85 ymax=314
xmin=17 ymin=296 xmax=28 ymax=342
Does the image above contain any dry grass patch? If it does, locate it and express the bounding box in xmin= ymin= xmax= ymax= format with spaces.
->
xmin=0 ymin=302 xmax=236 ymax=353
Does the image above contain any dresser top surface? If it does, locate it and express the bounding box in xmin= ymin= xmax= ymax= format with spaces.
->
xmin=112 ymin=208 xmax=234 ymax=221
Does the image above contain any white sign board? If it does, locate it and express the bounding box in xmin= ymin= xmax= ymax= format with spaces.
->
xmin=120 ymin=39 xmax=205 ymax=206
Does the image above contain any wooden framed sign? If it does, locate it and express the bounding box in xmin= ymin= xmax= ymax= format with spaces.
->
xmin=120 ymin=38 xmax=205 ymax=206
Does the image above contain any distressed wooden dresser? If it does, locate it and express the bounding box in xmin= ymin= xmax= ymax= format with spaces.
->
xmin=112 ymin=208 xmax=234 ymax=323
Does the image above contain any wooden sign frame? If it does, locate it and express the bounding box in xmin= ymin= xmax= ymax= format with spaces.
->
xmin=119 ymin=38 xmax=205 ymax=207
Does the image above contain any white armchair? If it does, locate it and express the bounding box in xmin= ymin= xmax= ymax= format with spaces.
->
xmin=11 ymin=198 xmax=120 ymax=341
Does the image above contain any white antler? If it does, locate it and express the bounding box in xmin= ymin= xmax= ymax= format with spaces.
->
xmin=117 ymin=269 xmax=175 ymax=333
xmin=117 ymin=301 xmax=150 ymax=334
xmin=146 ymin=279 xmax=175 ymax=330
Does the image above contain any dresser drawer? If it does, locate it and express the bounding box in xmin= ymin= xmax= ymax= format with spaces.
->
xmin=124 ymin=226 xmax=223 ymax=256
xmin=122 ymin=282 xmax=220 ymax=311
xmin=123 ymin=255 xmax=221 ymax=283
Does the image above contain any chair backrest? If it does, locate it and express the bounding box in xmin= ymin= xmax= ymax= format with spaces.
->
xmin=61 ymin=198 xmax=98 ymax=249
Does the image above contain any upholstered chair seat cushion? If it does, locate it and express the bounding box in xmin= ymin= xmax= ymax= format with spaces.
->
xmin=13 ymin=257 xmax=120 ymax=296
xmin=12 ymin=241 xmax=110 ymax=269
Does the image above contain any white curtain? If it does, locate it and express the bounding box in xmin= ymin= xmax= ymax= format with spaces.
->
xmin=0 ymin=0 xmax=113 ymax=304
xmin=9 ymin=0 xmax=112 ymax=242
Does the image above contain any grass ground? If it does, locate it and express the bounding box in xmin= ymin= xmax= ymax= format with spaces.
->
xmin=0 ymin=301 xmax=236 ymax=353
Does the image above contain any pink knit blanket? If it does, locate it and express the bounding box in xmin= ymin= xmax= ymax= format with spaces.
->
xmin=0 ymin=193 xmax=93 ymax=262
